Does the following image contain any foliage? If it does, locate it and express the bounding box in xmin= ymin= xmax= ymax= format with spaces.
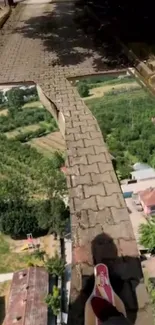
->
xmin=45 ymin=253 xmax=65 ymax=276
xmin=0 ymin=91 xmax=5 ymax=107
xmin=37 ymin=196 xmax=69 ymax=237
xmin=45 ymin=286 xmax=61 ymax=316
xmin=139 ymin=218 xmax=155 ymax=252
xmin=32 ymin=249 xmax=46 ymax=261
xmin=77 ymin=82 xmax=89 ymax=97
xmin=84 ymin=77 xmax=155 ymax=179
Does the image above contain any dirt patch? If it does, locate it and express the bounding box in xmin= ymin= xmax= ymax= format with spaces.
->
xmin=41 ymin=234 xmax=60 ymax=258
xmin=84 ymin=81 xmax=140 ymax=100
xmin=30 ymin=131 xmax=66 ymax=155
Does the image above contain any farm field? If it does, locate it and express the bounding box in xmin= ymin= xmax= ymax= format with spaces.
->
xmin=77 ymin=72 xmax=155 ymax=179
xmin=30 ymin=131 xmax=66 ymax=157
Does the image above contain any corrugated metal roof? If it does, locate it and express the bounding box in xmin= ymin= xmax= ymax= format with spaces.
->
xmin=3 ymin=267 xmax=48 ymax=325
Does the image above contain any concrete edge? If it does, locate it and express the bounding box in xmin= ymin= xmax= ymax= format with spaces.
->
xmin=0 ymin=6 xmax=11 ymax=29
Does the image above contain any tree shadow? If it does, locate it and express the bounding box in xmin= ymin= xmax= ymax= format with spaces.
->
xmin=14 ymin=1 xmax=129 ymax=69
xmin=68 ymin=232 xmax=144 ymax=325
xmin=82 ymin=0 xmax=155 ymax=62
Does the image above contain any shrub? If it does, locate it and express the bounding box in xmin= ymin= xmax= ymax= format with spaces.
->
xmin=45 ymin=253 xmax=65 ymax=277
xmin=45 ymin=286 xmax=61 ymax=316
xmin=78 ymin=82 xmax=89 ymax=97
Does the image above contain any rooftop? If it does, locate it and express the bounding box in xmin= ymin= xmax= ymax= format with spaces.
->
xmin=139 ymin=188 xmax=155 ymax=207
xmin=131 ymin=168 xmax=155 ymax=181
xmin=3 ymin=267 xmax=48 ymax=325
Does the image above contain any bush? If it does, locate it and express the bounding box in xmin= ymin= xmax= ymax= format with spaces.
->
xmin=45 ymin=286 xmax=61 ymax=316
xmin=45 ymin=253 xmax=65 ymax=276
xmin=78 ymin=82 xmax=89 ymax=97
xmin=139 ymin=218 xmax=155 ymax=253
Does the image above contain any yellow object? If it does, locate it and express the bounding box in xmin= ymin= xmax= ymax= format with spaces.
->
xmin=20 ymin=244 xmax=29 ymax=251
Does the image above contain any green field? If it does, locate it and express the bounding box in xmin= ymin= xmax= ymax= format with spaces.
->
xmin=77 ymin=73 xmax=155 ymax=179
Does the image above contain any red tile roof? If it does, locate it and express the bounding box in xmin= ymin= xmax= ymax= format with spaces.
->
xmin=3 ymin=267 xmax=48 ymax=325
xmin=139 ymin=187 xmax=155 ymax=207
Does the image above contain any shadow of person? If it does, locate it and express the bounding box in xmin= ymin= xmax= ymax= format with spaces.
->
xmin=68 ymin=232 xmax=145 ymax=325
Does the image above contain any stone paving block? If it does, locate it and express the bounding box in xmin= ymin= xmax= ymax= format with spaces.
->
xmin=71 ymin=174 xmax=92 ymax=187
xmin=87 ymin=153 xmax=107 ymax=164
xmin=74 ymin=196 xmax=97 ymax=211
xmin=83 ymin=183 xmax=105 ymax=198
xmin=80 ymin=163 xmax=99 ymax=175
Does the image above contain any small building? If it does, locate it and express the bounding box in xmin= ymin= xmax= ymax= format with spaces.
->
xmin=131 ymin=168 xmax=155 ymax=181
xmin=3 ymin=267 xmax=48 ymax=325
xmin=139 ymin=188 xmax=155 ymax=215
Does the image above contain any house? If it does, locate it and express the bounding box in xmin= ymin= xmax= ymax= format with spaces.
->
xmin=3 ymin=267 xmax=48 ymax=325
xmin=131 ymin=168 xmax=155 ymax=181
xmin=139 ymin=188 xmax=155 ymax=216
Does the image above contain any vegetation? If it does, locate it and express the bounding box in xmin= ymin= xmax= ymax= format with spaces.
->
xmin=77 ymin=75 xmax=155 ymax=179
xmin=0 ymin=86 xmax=68 ymax=239
xmin=45 ymin=286 xmax=61 ymax=316
xmin=139 ymin=218 xmax=155 ymax=252
xmin=77 ymin=82 xmax=89 ymax=97
xmin=0 ymin=234 xmax=30 ymax=273
xmin=45 ymin=253 xmax=65 ymax=276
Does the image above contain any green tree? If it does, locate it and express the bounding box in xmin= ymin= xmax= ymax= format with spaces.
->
xmin=139 ymin=218 xmax=155 ymax=252
xmin=45 ymin=286 xmax=61 ymax=316
xmin=45 ymin=253 xmax=65 ymax=276
xmin=78 ymin=82 xmax=89 ymax=97
xmin=6 ymin=87 xmax=25 ymax=112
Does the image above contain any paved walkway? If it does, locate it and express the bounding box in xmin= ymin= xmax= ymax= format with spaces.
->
xmin=0 ymin=2 xmax=153 ymax=325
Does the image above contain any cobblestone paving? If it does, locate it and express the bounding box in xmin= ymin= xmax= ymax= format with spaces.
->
xmin=0 ymin=2 xmax=153 ymax=325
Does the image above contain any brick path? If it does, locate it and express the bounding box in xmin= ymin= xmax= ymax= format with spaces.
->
xmin=0 ymin=2 xmax=153 ymax=325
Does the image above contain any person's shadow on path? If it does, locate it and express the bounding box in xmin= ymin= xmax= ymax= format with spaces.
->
xmin=68 ymin=232 xmax=146 ymax=325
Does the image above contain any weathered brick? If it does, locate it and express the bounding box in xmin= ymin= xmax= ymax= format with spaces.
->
xmin=71 ymin=174 xmax=92 ymax=187
xmin=77 ymin=146 xmax=94 ymax=156
xmin=69 ymin=185 xmax=84 ymax=199
xmin=66 ymin=133 xmax=75 ymax=141
xmin=90 ymin=131 xmax=103 ymax=139
xmin=67 ymin=165 xmax=80 ymax=176
xmin=73 ymin=245 xmax=93 ymax=264
xmin=73 ymin=120 xmax=87 ymax=127
xmin=66 ymin=175 xmax=71 ymax=188
xmin=80 ymin=163 xmax=99 ymax=175
xmin=104 ymin=182 xmax=121 ymax=195
xmin=98 ymin=162 xmax=113 ymax=173
xmin=69 ymin=139 xmax=84 ymax=148
xmin=67 ymin=147 xmax=77 ymax=157
xmin=87 ymin=153 xmax=107 ymax=164
xmin=84 ymin=183 xmax=105 ymax=198
xmin=79 ymin=114 xmax=94 ymax=121
xmin=111 ymin=207 xmax=130 ymax=223
xmin=104 ymin=221 xmax=135 ymax=240
xmin=74 ymin=132 xmax=91 ymax=141
xmin=69 ymin=155 xmax=87 ymax=166
xmin=74 ymin=196 xmax=97 ymax=211
xmin=78 ymin=224 xmax=103 ymax=246
xmin=96 ymin=193 xmax=125 ymax=210
xmin=67 ymin=126 xmax=80 ymax=134
xmin=94 ymin=146 xmax=107 ymax=154
xmin=84 ymin=138 xmax=104 ymax=147
xmin=81 ymin=125 xmax=97 ymax=133
xmin=91 ymin=172 xmax=113 ymax=184
xmin=119 ymin=239 xmax=139 ymax=256
xmin=88 ymin=208 xmax=114 ymax=227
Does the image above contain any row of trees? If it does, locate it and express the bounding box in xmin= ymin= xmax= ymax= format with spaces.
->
xmin=0 ymin=86 xmax=38 ymax=109
xmin=86 ymin=83 xmax=155 ymax=179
